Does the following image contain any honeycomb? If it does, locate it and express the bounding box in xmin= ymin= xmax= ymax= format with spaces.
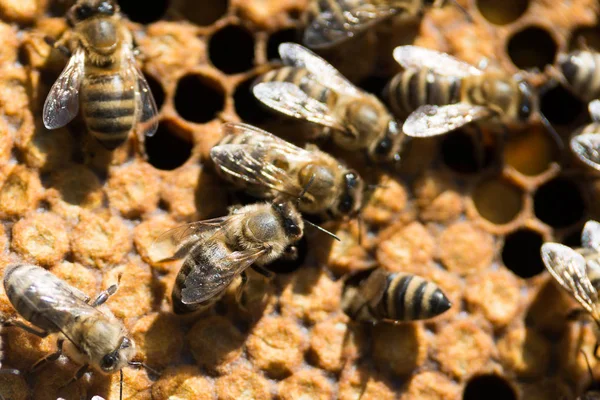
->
xmin=0 ymin=0 xmax=600 ymax=398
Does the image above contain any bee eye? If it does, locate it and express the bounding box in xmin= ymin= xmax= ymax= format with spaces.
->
xmin=374 ymin=138 xmax=392 ymax=156
xmin=76 ymin=4 xmax=94 ymax=20
xmin=338 ymin=195 xmax=354 ymax=215
xmin=284 ymin=220 xmax=301 ymax=237
xmin=101 ymin=353 xmax=117 ymax=371
xmin=518 ymin=96 xmax=532 ymax=121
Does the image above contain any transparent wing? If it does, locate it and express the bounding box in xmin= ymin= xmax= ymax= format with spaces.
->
xmin=43 ymin=48 xmax=85 ymax=129
xmin=253 ymin=82 xmax=344 ymax=130
xmin=590 ymin=100 xmax=600 ymax=122
xmin=393 ymin=46 xmax=482 ymax=77
xmin=124 ymin=48 xmax=159 ymax=137
xmin=278 ymin=42 xmax=361 ymax=97
xmin=541 ymin=243 xmax=600 ymax=317
xmin=303 ymin=1 xmax=397 ymax=49
xmin=570 ymin=133 xmax=600 ymax=171
xmin=403 ymin=104 xmax=491 ymax=137
xmin=180 ymin=246 xmax=266 ymax=304
xmin=582 ymin=220 xmax=600 ymax=253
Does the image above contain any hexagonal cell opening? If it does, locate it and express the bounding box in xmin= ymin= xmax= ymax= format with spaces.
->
xmin=145 ymin=122 xmax=192 ymax=170
xmin=175 ymin=74 xmax=225 ymax=123
xmin=463 ymin=374 xmax=517 ymax=400
xmin=507 ymin=26 xmax=557 ymax=70
xmin=472 ymin=177 xmax=523 ymax=225
xmin=569 ymin=25 xmax=600 ymax=51
xmin=234 ymin=77 xmax=272 ymax=125
xmin=504 ymin=125 xmax=559 ymax=176
xmin=267 ymin=28 xmax=300 ymax=61
xmin=172 ymin=0 xmax=228 ymax=26
xmin=476 ymin=0 xmax=528 ymax=25
xmin=209 ymin=25 xmax=255 ymax=74
xmin=534 ymin=177 xmax=585 ymax=228
xmin=145 ymin=74 xmax=166 ymax=112
xmin=502 ymin=229 xmax=545 ymax=279
xmin=540 ymin=85 xmax=585 ymax=126
xmin=441 ymin=129 xmax=495 ymax=174
xmin=118 ymin=0 xmax=169 ymax=24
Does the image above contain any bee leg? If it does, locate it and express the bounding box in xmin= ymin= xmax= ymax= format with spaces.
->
xmin=594 ymin=342 xmax=600 ymax=360
xmin=58 ymin=364 xmax=88 ymax=393
xmin=43 ymin=36 xmax=71 ymax=57
xmin=566 ymin=308 xmax=588 ymax=321
xmin=251 ymin=265 xmax=275 ymax=279
xmin=3 ymin=320 xmax=49 ymax=338
xmin=235 ymin=271 xmax=249 ymax=311
xmin=30 ymin=339 xmax=64 ymax=372
xmin=90 ymin=278 xmax=121 ymax=307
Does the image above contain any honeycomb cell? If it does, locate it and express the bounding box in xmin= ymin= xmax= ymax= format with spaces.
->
xmin=118 ymin=0 xmax=169 ymax=23
xmin=103 ymin=262 xmax=154 ymax=319
xmin=372 ymin=323 xmax=427 ymax=376
xmin=504 ymin=125 xmax=559 ymax=176
xmin=0 ymin=165 xmax=43 ymax=219
xmin=145 ymin=122 xmax=192 ymax=171
xmin=10 ymin=212 xmax=69 ymax=266
xmin=46 ymin=165 xmax=103 ymax=211
xmin=339 ymin=364 xmax=396 ymax=400
xmin=463 ymin=374 xmax=517 ymax=400
xmin=377 ymin=222 xmax=435 ymax=273
xmin=472 ymin=177 xmax=523 ymax=225
xmin=209 ymin=24 xmax=255 ymax=74
xmin=361 ymin=174 xmax=412 ymax=226
xmin=175 ymin=74 xmax=225 ymax=124
xmin=215 ymin=366 xmax=271 ymax=400
xmin=277 ymin=368 xmax=334 ymax=400
xmin=151 ymin=365 xmax=214 ymax=400
xmin=88 ymin=366 xmax=153 ymax=400
xmin=145 ymin=74 xmax=166 ymax=111
xmin=534 ymin=177 xmax=585 ymax=228
xmin=400 ymin=371 xmax=460 ymax=400
xmin=267 ymin=28 xmax=299 ymax=60
xmin=502 ymin=229 xmax=545 ymax=278
xmin=476 ymin=0 xmax=528 ymax=25
xmin=171 ymin=0 xmax=228 ymax=26
xmin=132 ymin=313 xmax=184 ymax=368
xmin=497 ymin=325 xmax=551 ymax=378
xmin=507 ymin=26 xmax=557 ymax=70
xmin=308 ymin=317 xmax=347 ymax=373
xmin=49 ymin=261 xmax=97 ymax=298
xmin=438 ymin=221 xmax=495 ymax=276
xmin=233 ymin=76 xmax=273 ymax=124
xmin=106 ymin=160 xmax=161 ymax=218
xmin=464 ymin=269 xmax=521 ymax=327
xmin=518 ymin=379 xmax=574 ymax=400
xmin=441 ymin=129 xmax=494 ymax=174
xmin=540 ymin=85 xmax=585 ymax=126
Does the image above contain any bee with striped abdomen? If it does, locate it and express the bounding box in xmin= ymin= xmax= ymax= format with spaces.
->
xmin=386 ymin=45 xmax=538 ymax=138
xmin=211 ymin=122 xmax=364 ymax=219
xmin=154 ymin=200 xmax=306 ymax=314
xmin=570 ymin=100 xmax=600 ymax=171
xmin=341 ymin=268 xmax=452 ymax=323
xmin=3 ymin=263 xmax=143 ymax=400
xmin=541 ymin=221 xmax=600 ymax=359
xmin=43 ymin=0 xmax=158 ymax=150
xmin=253 ymin=43 xmax=406 ymax=164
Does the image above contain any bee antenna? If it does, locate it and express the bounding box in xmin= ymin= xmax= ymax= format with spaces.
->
xmin=297 ymin=174 xmax=316 ymax=203
xmin=120 ymin=369 xmax=123 ymax=400
xmin=581 ymin=349 xmax=595 ymax=383
xmin=446 ymin=0 xmax=473 ymax=22
xmin=357 ymin=213 xmax=363 ymax=246
xmin=302 ymin=218 xmax=341 ymax=241
xmin=128 ymin=360 xmax=160 ymax=376
xmin=539 ymin=112 xmax=565 ymax=152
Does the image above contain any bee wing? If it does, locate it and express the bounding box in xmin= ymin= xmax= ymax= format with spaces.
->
xmin=589 ymin=100 xmax=600 ymax=122
xmin=403 ymin=104 xmax=492 ymax=137
xmin=124 ymin=50 xmax=159 ymax=137
xmin=278 ymin=43 xmax=362 ymax=97
xmin=253 ymin=82 xmax=345 ymax=130
xmin=303 ymin=2 xmax=397 ymax=49
xmin=393 ymin=46 xmax=483 ymax=77
xmin=541 ymin=243 xmax=600 ymax=318
xmin=180 ymin=247 xmax=267 ymax=304
xmin=571 ymin=133 xmax=600 ymax=171
xmin=43 ymin=47 xmax=85 ymax=129
xmin=582 ymin=220 xmax=600 ymax=253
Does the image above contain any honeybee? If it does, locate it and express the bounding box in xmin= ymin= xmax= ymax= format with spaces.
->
xmin=3 ymin=264 xmax=139 ymax=399
xmin=341 ymin=268 xmax=452 ymax=323
xmin=253 ymin=42 xmax=406 ymax=164
xmin=211 ymin=122 xmax=364 ymax=219
xmin=386 ymin=45 xmax=538 ymax=138
xmin=558 ymin=50 xmax=600 ymax=103
xmin=541 ymin=220 xmax=600 ymax=358
xmin=43 ymin=0 xmax=158 ymax=150
xmin=154 ymin=201 xmax=305 ymax=314
xmin=303 ymin=0 xmax=469 ymax=49
xmin=570 ymin=100 xmax=600 ymax=171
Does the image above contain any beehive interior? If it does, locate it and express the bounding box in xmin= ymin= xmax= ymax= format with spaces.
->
xmin=1 ymin=0 xmax=600 ymax=399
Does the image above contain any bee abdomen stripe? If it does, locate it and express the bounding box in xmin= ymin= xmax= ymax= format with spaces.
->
xmin=411 ymin=280 xmax=428 ymax=320
xmin=390 ymin=275 xmax=412 ymax=320
xmin=87 ymin=118 xmax=133 ymax=134
xmin=85 ymin=106 xmax=134 ymax=119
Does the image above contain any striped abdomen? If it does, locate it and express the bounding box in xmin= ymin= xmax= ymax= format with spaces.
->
xmin=81 ymin=72 xmax=137 ymax=150
xmin=375 ymin=272 xmax=451 ymax=321
xmin=559 ymin=50 xmax=600 ymax=102
xmin=385 ymin=69 xmax=461 ymax=119
xmin=255 ymin=66 xmax=336 ymax=107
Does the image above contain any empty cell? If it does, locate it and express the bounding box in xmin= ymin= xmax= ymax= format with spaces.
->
xmin=472 ymin=177 xmax=523 ymax=225
xmin=171 ymin=0 xmax=228 ymax=26
xmin=441 ymin=129 xmax=495 ymax=174
xmin=507 ymin=26 xmax=557 ymax=70
xmin=145 ymin=122 xmax=192 ymax=170
xmin=504 ymin=125 xmax=560 ymax=176
xmin=476 ymin=0 xmax=528 ymax=25
xmin=118 ymin=0 xmax=169 ymax=24
xmin=175 ymin=74 xmax=225 ymax=123
xmin=502 ymin=229 xmax=545 ymax=278
xmin=534 ymin=177 xmax=584 ymax=228
xmin=463 ymin=374 xmax=517 ymax=400
xmin=145 ymin=74 xmax=166 ymax=111
xmin=209 ymin=25 xmax=255 ymax=74
xmin=540 ymin=85 xmax=585 ymax=126
xmin=233 ymin=77 xmax=272 ymax=124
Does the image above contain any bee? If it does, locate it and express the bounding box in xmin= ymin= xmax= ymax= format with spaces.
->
xmin=386 ymin=45 xmax=538 ymax=138
xmin=541 ymin=220 xmax=600 ymax=359
xmin=43 ymin=0 xmax=158 ymax=150
xmin=154 ymin=201 xmax=306 ymax=315
xmin=341 ymin=268 xmax=452 ymax=323
xmin=570 ymin=100 xmax=600 ymax=171
xmin=253 ymin=42 xmax=406 ymax=164
xmin=303 ymin=0 xmax=469 ymax=49
xmin=211 ymin=122 xmax=364 ymax=219
xmin=558 ymin=50 xmax=600 ymax=103
xmin=3 ymin=263 xmax=141 ymax=399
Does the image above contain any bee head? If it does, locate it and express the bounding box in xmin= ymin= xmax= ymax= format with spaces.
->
xmin=336 ymin=171 xmax=364 ymax=216
xmin=68 ymin=0 xmax=118 ymax=25
xmin=99 ymin=337 xmax=135 ymax=374
xmin=271 ymin=201 xmax=304 ymax=241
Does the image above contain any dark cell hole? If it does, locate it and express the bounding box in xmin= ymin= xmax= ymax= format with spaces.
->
xmin=118 ymin=0 xmax=169 ymax=24
xmin=173 ymin=0 xmax=228 ymax=26
xmin=233 ymin=77 xmax=272 ymax=124
xmin=145 ymin=122 xmax=191 ymax=170
xmin=441 ymin=129 xmax=493 ymax=174
xmin=267 ymin=28 xmax=300 ymax=61
xmin=463 ymin=374 xmax=517 ymax=400
xmin=534 ymin=177 xmax=585 ymax=228
xmin=145 ymin=74 xmax=165 ymax=111
xmin=540 ymin=85 xmax=585 ymax=126
xmin=507 ymin=26 xmax=557 ymax=70
xmin=502 ymin=229 xmax=545 ymax=279
xmin=569 ymin=25 xmax=600 ymax=52
xmin=209 ymin=25 xmax=255 ymax=74
xmin=476 ymin=0 xmax=528 ymax=25
xmin=562 ymin=226 xmax=583 ymax=248
xmin=265 ymin=236 xmax=308 ymax=274
xmin=175 ymin=74 xmax=225 ymax=123
xmin=358 ymin=76 xmax=390 ymax=102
